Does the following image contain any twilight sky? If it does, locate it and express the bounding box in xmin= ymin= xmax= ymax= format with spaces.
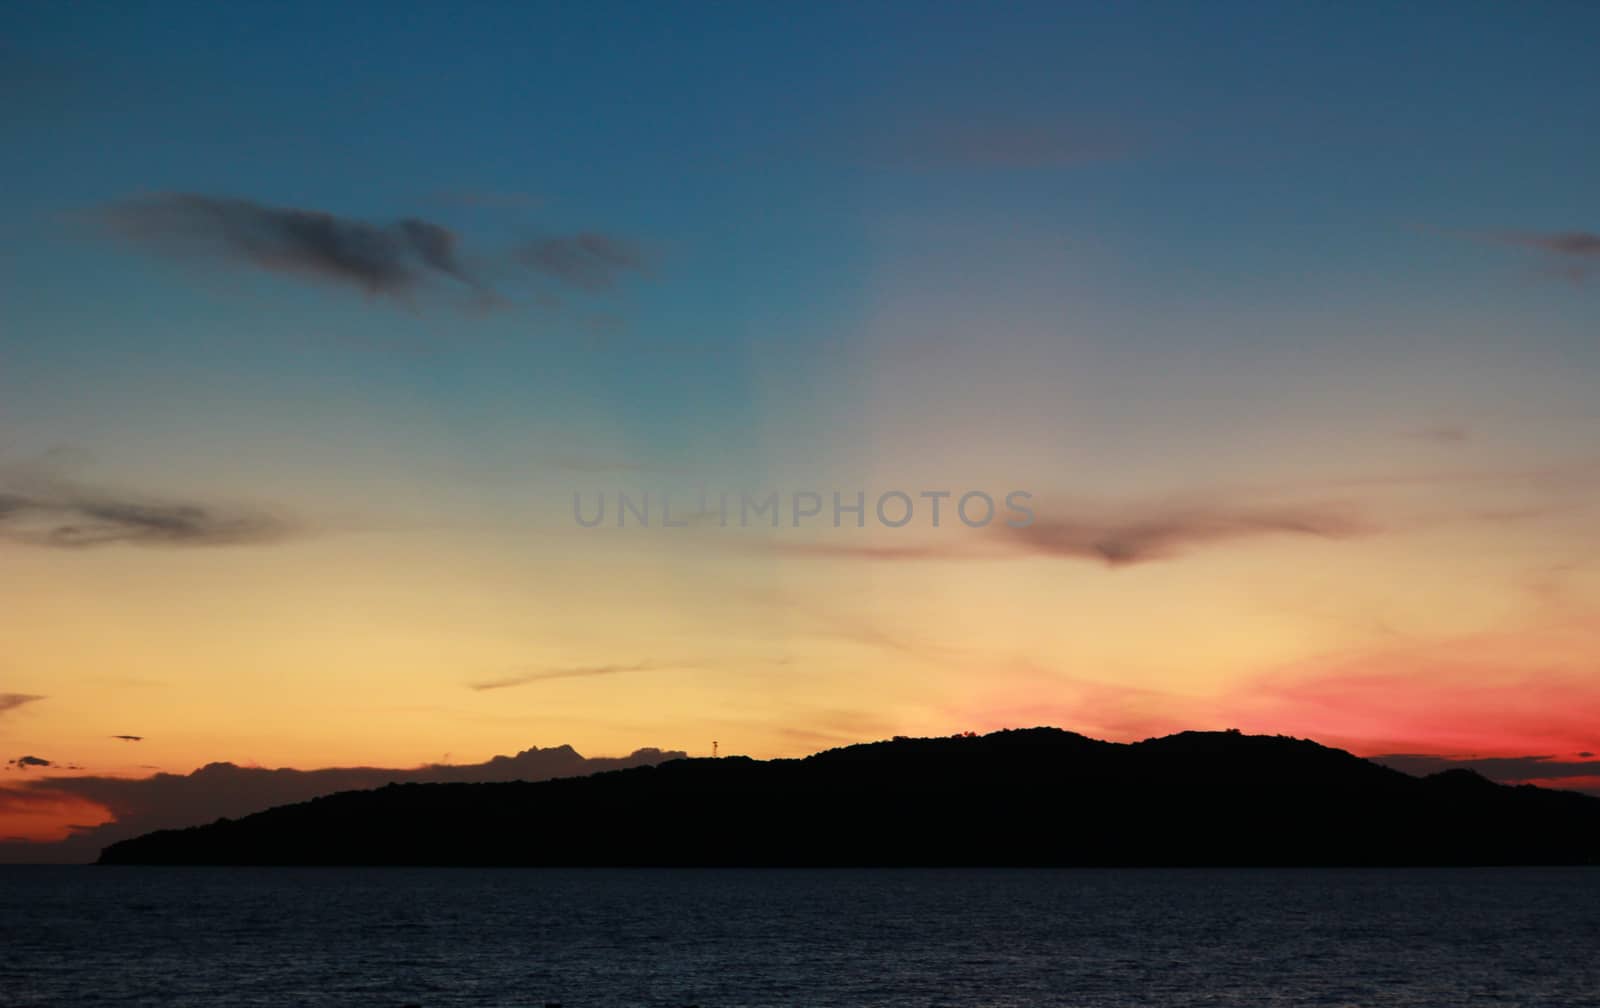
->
xmin=3 ymin=1 xmax=1599 ymax=849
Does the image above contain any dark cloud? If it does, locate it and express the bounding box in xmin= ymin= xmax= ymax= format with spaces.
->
xmin=0 ymin=788 xmax=74 ymax=813
xmin=1475 ymin=229 xmax=1600 ymax=282
xmin=397 ymin=218 xmax=476 ymax=288
xmin=111 ymin=735 xmax=143 ymax=742
xmin=771 ymin=501 xmax=1372 ymax=568
xmin=0 ymin=694 xmax=45 ymax=715
xmin=0 ymin=479 xmax=295 ymax=549
xmin=517 ymin=233 xmax=647 ymax=291
xmin=99 ymin=192 xmax=654 ymax=313
xmin=101 ymin=193 xmax=489 ymax=302
xmin=7 ymin=756 xmax=52 ymax=770
xmin=0 ymin=743 xmax=686 ymax=863
xmin=1003 ymin=504 xmax=1371 ymax=566
xmin=1486 ymin=230 xmax=1600 ymax=258
xmin=470 ymin=661 xmax=672 ymax=691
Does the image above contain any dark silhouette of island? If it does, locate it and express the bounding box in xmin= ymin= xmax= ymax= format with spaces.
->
xmin=1 ymin=743 xmax=687 ymax=864
xmin=97 ymin=728 xmax=1600 ymax=866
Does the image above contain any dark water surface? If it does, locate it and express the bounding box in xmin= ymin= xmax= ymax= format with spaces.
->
xmin=2 ymin=866 xmax=1596 ymax=1007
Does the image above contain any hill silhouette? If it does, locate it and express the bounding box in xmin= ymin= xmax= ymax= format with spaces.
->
xmin=0 ymin=743 xmax=685 ymax=864
xmin=97 ymin=728 xmax=1600 ymax=866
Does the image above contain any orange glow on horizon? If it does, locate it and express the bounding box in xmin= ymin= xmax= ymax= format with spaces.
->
xmin=0 ymin=786 xmax=113 ymax=844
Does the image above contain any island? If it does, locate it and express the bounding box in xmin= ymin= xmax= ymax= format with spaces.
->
xmin=98 ymin=728 xmax=1600 ymax=866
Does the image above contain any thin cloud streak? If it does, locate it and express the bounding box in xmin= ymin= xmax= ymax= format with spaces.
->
xmin=1483 ymin=230 xmax=1600 ymax=258
xmin=469 ymin=661 xmax=675 ymax=691
xmin=516 ymin=233 xmax=647 ymax=291
xmin=0 ymin=694 xmax=45 ymax=716
xmin=770 ymin=501 xmax=1372 ymax=567
xmin=0 ymin=478 xmax=296 ymax=549
xmin=1006 ymin=504 xmax=1371 ymax=566
xmin=1470 ymin=228 xmax=1600 ymax=282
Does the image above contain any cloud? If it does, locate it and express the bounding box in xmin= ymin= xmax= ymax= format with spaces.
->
xmin=7 ymin=756 xmax=52 ymax=770
xmin=516 ymin=233 xmax=647 ymax=291
xmin=470 ymin=661 xmax=674 ymax=691
xmin=0 ymin=694 xmax=45 ymax=716
xmin=110 ymin=735 xmax=143 ymax=742
xmin=101 ymin=193 xmax=652 ymax=309
xmin=788 ymin=603 xmax=974 ymax=667
xmin=771 ymin=500 xmax=1373 ymax=568
xmin=0 ymin=743 xmax=686 ymax=862
xmin=1474 ymin=229 xmax=1600 ymax=282
xmin=1002 ymin=503 xmax=1371 ymax=566
xmin=1486 ymin=230 xmax=1600 ymax=258
xmin=0 ymin=788 xmax=74 ymax=812
xmin=0 ymin=477 xmax=295 ymax=549
xmin=771 ymin=542 xmax=952 ymax=562
xmin=101 ymin=193 xmax=489 ymax=302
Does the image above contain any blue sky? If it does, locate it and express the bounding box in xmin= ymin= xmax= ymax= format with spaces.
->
xmin=4 ymin=0 xmax=1597 ymax=552
xmin=2 ymin=2 xmax=1600 ymax=842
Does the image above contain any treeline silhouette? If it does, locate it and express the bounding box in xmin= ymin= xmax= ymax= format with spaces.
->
xmin=98 ymin=729 xmax=1600 ymax=866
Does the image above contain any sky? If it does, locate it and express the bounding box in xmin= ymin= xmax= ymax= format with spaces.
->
xmin=2 ymin=1 xmax=1599 ymax=854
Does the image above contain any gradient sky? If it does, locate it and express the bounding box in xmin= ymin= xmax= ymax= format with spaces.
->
xmin=3 ymin=1 xmax=1599 ymax=847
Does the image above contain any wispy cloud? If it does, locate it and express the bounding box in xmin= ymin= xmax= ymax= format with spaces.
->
xmin=0 ymin=787 xmax=76 ymax=813
xmin=102 ymin=193 xmax=490 ymax=303
xmin=0 ymin=694 xmax=45 ymax=716
xmin=469 ymin=661 xmax=675 ymax=691
xmin=1485 ymin=230 xmax=1600 ymax=258
xmin=1003 ymin=503 xmax=1370 ymax=566
xmin=771 ymin=500 xmax=1372 ymax=568
xmin=0 ymin=478 xmax=296 ymax=549
xmin=771 ymin=542 xmax=953 ymax=562
xmin=516 ymin=233 xmax=648 ymax=291
xmin=100 ymin=193 xmax=652 ymax=310
xmin=1473 ymin=228 xmax=1600 ymax=283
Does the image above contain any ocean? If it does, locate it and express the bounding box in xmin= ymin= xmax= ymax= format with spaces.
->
xmin=3 ymin=866 xmax=1596 ymax=1007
